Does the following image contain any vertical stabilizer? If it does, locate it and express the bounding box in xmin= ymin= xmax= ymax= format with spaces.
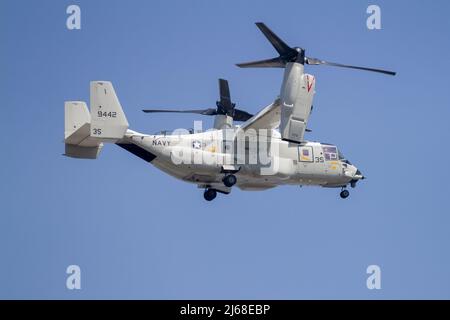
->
xmin=90 ymin=81 xmax=129 ymax=141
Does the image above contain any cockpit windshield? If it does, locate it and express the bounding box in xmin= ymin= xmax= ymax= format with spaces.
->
xmin=338 ymin=150 xmax=352 ymax=165
xmin=322 ymin=144 xmax=352 ymax=164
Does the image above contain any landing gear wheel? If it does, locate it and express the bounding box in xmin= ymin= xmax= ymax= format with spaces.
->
xmin=222 ymin=174 xmax=237 ymax=187
xmin=340 ymin=189 xmax=350 ymax=199
xmin=204 ymin=188 xmax=217 ymax=201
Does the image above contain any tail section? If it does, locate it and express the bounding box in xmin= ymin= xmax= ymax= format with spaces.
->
xmin=90 ymin=81 xmax=129 ymax=141
xmin=64 ymin=101 xmax=103 ymax=159
xmin=64 ymin=81 xmax=129 ymax=159
xmin=64 ymin=101 xmax=90 ymax=142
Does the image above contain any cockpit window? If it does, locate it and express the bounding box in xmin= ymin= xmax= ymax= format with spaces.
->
xmin=322 ymin=146 xmax=338 ymax=161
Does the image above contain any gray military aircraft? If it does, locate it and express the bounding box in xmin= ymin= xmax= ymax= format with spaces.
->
xmin=63 ymin=23 xmax=395 ymax=201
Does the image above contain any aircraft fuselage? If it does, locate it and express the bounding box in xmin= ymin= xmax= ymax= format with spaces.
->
xmin=123 ymin=128 xmax=362 ymax=192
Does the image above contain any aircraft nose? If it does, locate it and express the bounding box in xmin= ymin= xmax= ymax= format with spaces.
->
xmin=355 ymin=169 xmax=365 ymax=180
xmin=350 ymin=168 xmax=365 ymax=188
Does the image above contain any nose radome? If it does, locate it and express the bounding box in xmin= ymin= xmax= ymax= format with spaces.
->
xmin=354 ymin=169 xmax=365 ymax=180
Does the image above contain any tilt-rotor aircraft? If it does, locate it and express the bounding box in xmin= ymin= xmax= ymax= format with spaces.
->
xmin=63 ymin=23 xmax=395 ymax=201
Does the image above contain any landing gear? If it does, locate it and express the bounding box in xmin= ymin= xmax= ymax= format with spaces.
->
xmin=222 ymin=174 xmax=237 ymax=187
xmin=203 ymin=188 xmax=217 ymax=201
xmin=340 ymin=189 xmax=350 ymax=199
xmin=350 ymin=180 xmax=357 ymax=188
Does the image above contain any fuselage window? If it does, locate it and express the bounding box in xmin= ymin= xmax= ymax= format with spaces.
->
xmin=299 ymin=146 xmax=313 ymax=162
xmin=323 ymin=146 xmax=338 ymax=161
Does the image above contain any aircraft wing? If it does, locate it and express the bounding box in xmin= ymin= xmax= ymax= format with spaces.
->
xmin=238 ymin=98 xmax=281 ymax=133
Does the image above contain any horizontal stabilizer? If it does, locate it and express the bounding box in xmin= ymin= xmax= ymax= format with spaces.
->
xmin=64 ymin=144 xmax=103 ymax=159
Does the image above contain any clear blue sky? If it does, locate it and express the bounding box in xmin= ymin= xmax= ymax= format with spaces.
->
xmin=1 ymin=0 xmax=450 ymax=299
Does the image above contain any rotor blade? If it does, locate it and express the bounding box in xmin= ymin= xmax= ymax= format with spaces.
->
xmin=233 ymin=108 xmax=254 ymax=122
xmin=255 ymin=22 xmax=292 ymax=56
xmin=218 ymin=79 xmax=233 ymax=111
xmin=306 ymin=57 xmax=396 ymax=76
xmin=142 ymin=108 xmax=217 ymax=116
xmin=236 ymin=56 xmax=285 ymax=68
